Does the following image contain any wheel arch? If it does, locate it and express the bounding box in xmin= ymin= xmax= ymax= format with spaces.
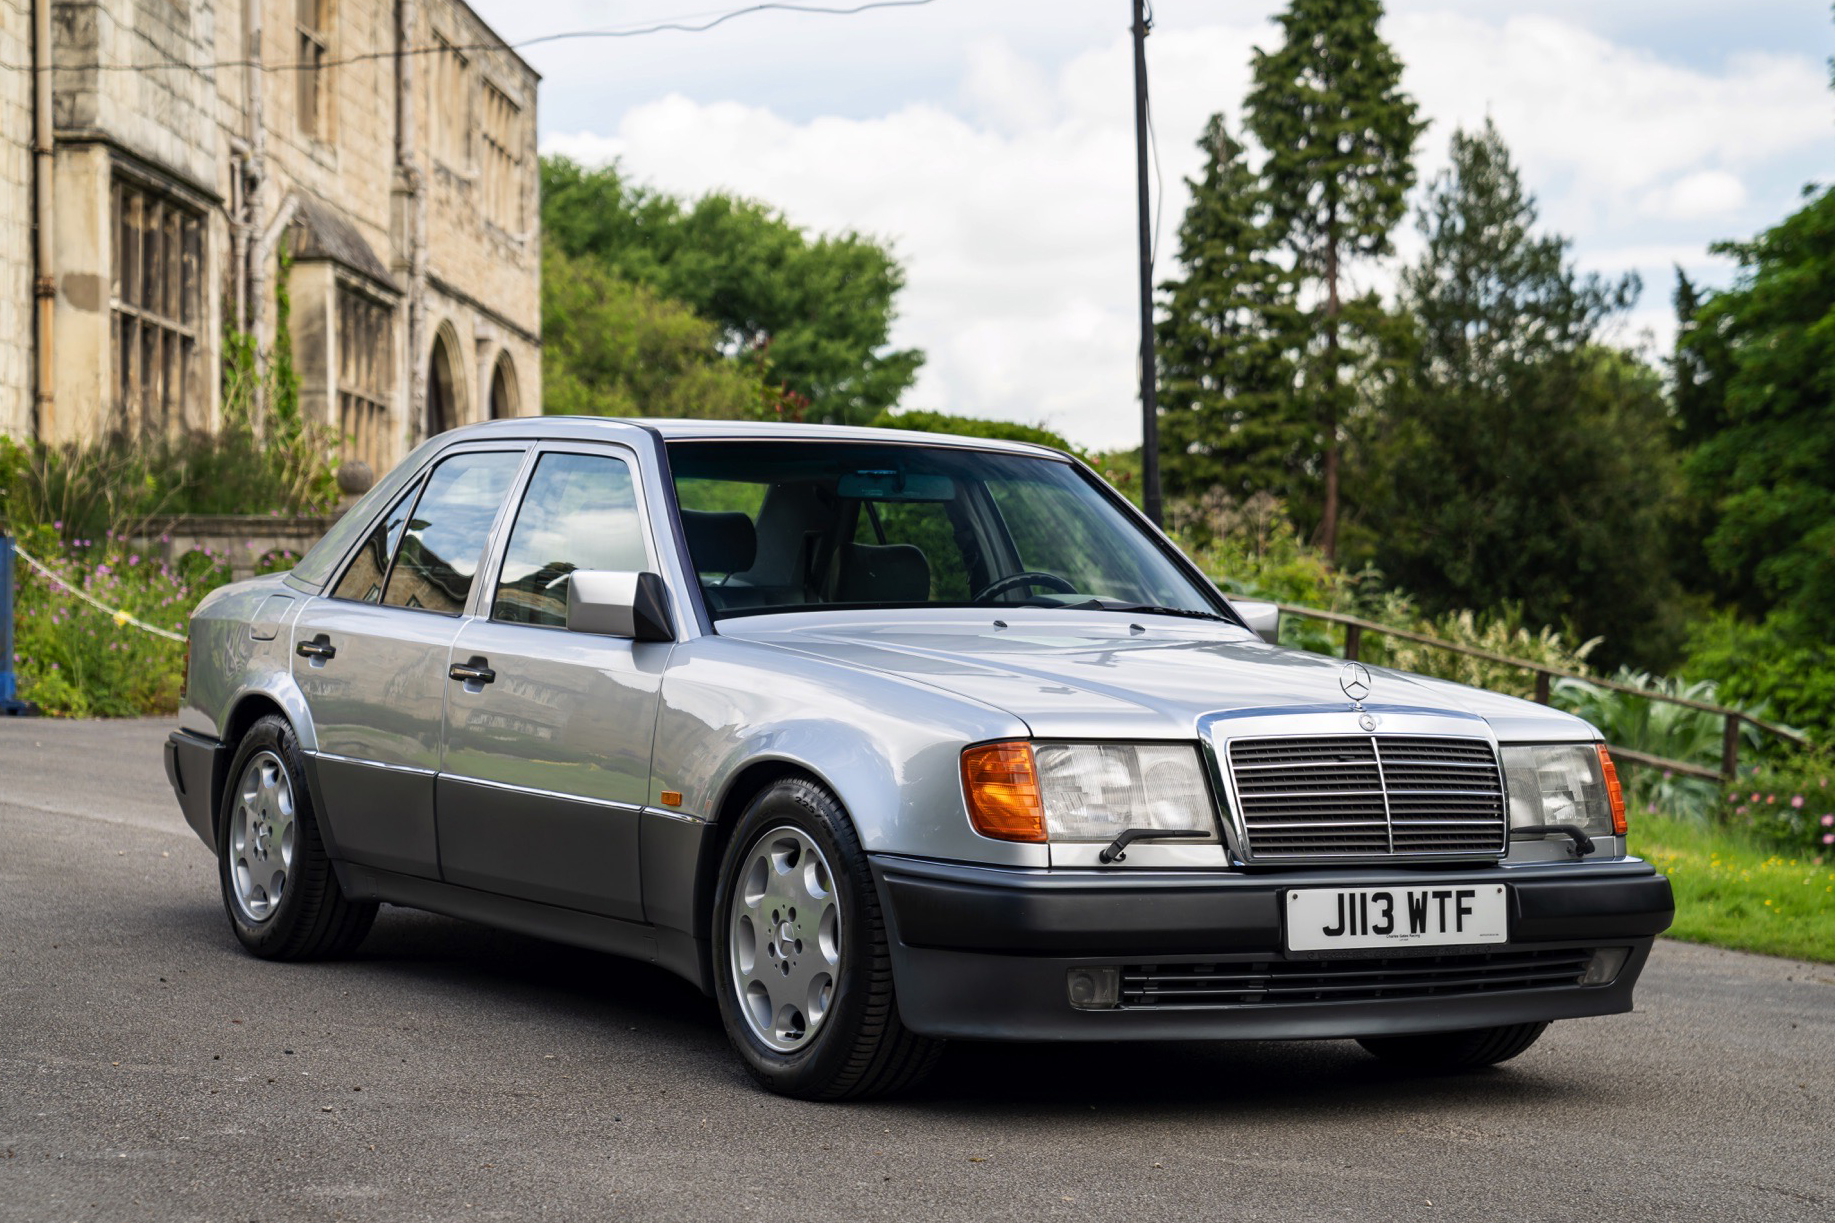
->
xmin=691 ymin=757 xmax=838 ymax=962
xmin=210 ymin=679 xmax=318 ymax=849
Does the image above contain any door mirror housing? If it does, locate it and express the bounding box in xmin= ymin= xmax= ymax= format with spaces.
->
xmin=1234 ymin=598 xmax=1281 ymax=646
xmin=567 ymin=571 xmax=675 ymax=642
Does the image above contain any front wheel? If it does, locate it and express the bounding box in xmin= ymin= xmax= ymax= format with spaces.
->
xmin=1356 ymin=1022 xmax=1548 ymax=1071
xmin=711 ymin=778 xmax=943 ymax=1100
xmin=218 ymin=714 xmax=377 ymax=961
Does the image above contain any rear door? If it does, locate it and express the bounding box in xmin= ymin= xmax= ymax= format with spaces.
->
xmin=435 ymin=443 xmax=669 ymax=920
xmin=292 ymin=445 xmax=527 ymax=879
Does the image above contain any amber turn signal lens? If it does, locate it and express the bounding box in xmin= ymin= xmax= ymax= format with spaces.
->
xmin=1597 ymin=745 xmax=1627 ymax=836
xmin=961 ymin=741 xmax=1046 ymax=843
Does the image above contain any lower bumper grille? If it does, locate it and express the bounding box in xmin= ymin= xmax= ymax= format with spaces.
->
xmin=1119 ymin=948 xmax=1593 ymax=1009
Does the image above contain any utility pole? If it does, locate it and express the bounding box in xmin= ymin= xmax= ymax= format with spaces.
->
xmin=1131 ymin=0 xmax=1163 ymax=526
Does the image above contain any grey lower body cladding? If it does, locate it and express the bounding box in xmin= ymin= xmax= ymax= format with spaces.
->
xmin=869 ymin=854 xmax=1673 ymax=1041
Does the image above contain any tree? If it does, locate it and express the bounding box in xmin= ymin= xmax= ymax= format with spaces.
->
xmin=1245 ymin=0 xmax=1425 ymax=560
xmin=1155 ymin=114 xmax=1305 ymax=510
xmin=542 ymin=157 xmax=922 ymax=425
xmin=1680 ymin=184 xmax=1835 ymax=633
xmin=1374 ymin=121 xmax=1681 ymax=668
xmin=541 ymin=247 xmax=773 ymax=421
xmin=867 ymin=409 xmax=1080 ymax=456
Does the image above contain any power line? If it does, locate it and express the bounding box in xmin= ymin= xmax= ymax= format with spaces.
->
xmin=0 ymin=0 xmax=937 ymax=75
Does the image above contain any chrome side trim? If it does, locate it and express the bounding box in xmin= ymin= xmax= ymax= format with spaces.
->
xmin=438 ymin=772 xmax=649 ymax=815
xmin=307 ymin=750 xmax=437 ymax=778
xmin=645 ymin=806 xmax=709 ymax=825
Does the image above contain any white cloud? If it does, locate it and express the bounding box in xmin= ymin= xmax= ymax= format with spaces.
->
xmin=1391 ymin=14 xmax=1828 ymax=231
xmin=542 ymin=8 xmax=1833 ymax=450
xmin=1640 ymin=170 xmax=1748 ymax=221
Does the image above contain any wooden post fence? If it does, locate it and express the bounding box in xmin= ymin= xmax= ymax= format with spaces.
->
xmin=1271 ymin=603 xmax=1804 ymax=793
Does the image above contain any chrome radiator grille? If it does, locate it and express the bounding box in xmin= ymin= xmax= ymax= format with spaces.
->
xmin=1225 ymin=735 xmax=1507 ymax=860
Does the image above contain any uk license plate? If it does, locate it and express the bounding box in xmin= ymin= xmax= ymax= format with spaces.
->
xmin=1285 ymin=885 xmax=1508 ymax=953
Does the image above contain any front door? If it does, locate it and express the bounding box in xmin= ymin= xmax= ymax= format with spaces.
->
xmin=437 ymin=446 xmax=669 ymax=922
xmin=293 ymin=446 xmax=526 ymax=879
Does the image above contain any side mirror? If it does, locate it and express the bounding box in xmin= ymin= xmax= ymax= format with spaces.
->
xmin=567 ymin=571 xmax=675 ymax=642
xmin=1234 ymin=598 xmax=1281 ymax=646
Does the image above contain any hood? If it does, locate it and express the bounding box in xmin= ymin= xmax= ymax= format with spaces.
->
xmin=720 ymin=610 xmax=1596 ymax=744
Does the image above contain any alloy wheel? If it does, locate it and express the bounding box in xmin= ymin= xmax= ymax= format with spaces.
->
xmin=728 ymin=825 xmax=842 ymax=1052
xmin=229 ymin=750 xmax=296 ymax=924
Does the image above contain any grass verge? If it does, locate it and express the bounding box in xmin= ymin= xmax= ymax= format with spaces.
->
xmin=1632 ymin=811 xmax=1835 ymax=963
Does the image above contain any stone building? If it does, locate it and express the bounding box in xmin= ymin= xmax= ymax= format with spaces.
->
xmin=0 ymin=0 xmax=541 ymax=477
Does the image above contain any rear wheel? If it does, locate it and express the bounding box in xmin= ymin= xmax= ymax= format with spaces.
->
xmin=1356 ymin=1022 xmax=1548 ymax=1071
xmin=711 ymin=778 xmax=943 ymax=1100
xmin=218 ymin=714 xmax=376 ymax=961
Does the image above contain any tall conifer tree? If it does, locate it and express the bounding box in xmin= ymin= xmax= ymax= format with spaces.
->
xmin=1246 ymin=0 xmax=1424 ymax=560
xmin=1156 ymin=115 xmax=1301 ymax=506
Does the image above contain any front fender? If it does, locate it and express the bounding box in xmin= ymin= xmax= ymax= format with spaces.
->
xmin=653 ymin=636 xmax=1043 ymax=867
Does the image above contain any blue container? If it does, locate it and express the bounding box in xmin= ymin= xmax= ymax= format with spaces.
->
xmin=1 ymin=532 xmax=36 ymax=715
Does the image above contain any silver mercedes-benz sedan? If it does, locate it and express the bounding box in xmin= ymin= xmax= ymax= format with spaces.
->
xmin=165 ymin=418 xmax=1673 ymax=1099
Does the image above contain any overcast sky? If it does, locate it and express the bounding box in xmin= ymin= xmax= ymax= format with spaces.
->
xmin=468 ymin=0 xmax=1835 ymax=450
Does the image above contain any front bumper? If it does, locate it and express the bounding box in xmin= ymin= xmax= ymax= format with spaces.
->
xmin=871 ymin=855 xmax=1673 ymax=1041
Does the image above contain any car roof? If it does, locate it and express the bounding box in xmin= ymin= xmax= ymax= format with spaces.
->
xmin=429 ymin=416 xmax=1071 ymax=459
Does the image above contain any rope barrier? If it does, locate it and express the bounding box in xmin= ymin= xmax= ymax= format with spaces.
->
xmin=10 ymin=542 xmax=187 ymax=643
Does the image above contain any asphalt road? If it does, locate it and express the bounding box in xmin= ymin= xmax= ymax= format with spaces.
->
xmin=3 ymin=718 xmax=1833 ymax=1222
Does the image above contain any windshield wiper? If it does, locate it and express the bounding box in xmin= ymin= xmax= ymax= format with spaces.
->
xmin=1056 ymin=599 xmax=1231 ymax=622
xmin=1098 ymin=828 xmax=1211 ymax=863
xmin=1508 ymin=823 xmax=1597 ymax=858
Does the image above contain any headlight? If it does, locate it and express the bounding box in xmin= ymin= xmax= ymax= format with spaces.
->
xmin=961 ymin=741 xmax=1214 ymax=843
xmin=1501 ymin=744 xmax=1626 ymax=837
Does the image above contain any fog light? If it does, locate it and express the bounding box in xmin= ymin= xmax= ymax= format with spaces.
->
xmin=1066 ymin=967 xmax=1120 ymax=1010
xmin=1581 ymin=947 xmax=1631 ymax=986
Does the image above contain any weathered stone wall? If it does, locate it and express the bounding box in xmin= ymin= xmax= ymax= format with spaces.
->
xmin=134 ymin=511 xmax=344 ymax=581
xmin=414 ymin=0 xmax=540 ymax=431
xmin=1 ymin=0 xmax=540 ymax=463
xmin=46 ymin=0 xmax=223 ymax=444
xmin=53 ymin=0 xmax=220 ymax=191
xmin=0 ymin=1 xmax=33 ymax=440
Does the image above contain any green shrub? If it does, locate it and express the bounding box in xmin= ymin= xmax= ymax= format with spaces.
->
xmin=1682 ymin=609 xmax=1835 ymax=743
xmin=1172 ymin=491 xmax=1384 ymax=654
xmin=1719 ymin=750 xmax=1835 ymax=856
xmin=0 ymin=427 xmax=337 ymax=548
xmin=1554 ymin=670 xmax=1774 ymax=823
xmin=1174 ymin=491 xmax=1598 ymax=686
xmin=1370 ymin=603 xmax=1597 ymax=700
xmin=8 ymin=524 xmax=228 ymax=717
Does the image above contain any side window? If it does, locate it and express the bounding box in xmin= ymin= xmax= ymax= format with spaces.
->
xmin=330 ymin=480 xmax=421 ymax=603
xmin=381 ymin=451 xmax=523 ymax=614
xmin=493 ymin=452 xmax=647 ymax=627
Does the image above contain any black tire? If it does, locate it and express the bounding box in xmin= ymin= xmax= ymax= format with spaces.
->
xmin=1356 ymin=1021 xmax=1549 ymax=1071
xmin=217 ymin=714 xmax=377 ymax=961
xmin=710 ymin=778 xmax=943 ymax=1100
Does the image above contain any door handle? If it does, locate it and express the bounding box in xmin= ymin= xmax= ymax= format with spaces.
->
xmin=449 ymin=658 xmax=496 ymax=685
xmin=296 ymin=635 xmax=336 ymax=660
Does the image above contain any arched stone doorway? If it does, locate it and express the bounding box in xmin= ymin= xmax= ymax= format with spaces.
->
xmin=488 ymin=352 xmax=519 ymax=419
xmin=427 ymin=327 xmax=463 ymax=438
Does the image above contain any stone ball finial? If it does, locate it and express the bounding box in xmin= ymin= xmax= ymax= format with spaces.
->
xmin=336 ymin=461 xmax=376 ymax=497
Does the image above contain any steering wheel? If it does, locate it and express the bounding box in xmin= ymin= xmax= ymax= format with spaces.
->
xmin=972 ymin=570 xmax=1078 ymax=604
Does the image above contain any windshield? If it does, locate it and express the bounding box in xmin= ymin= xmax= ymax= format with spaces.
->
xmin=666 ymin=440 xmax=1225 ymax=620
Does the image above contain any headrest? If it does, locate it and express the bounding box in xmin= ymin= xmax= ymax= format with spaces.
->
xmin=681 ymin=509 xmax=757 ymax=576
xmin=837 ymin=542 xmax=931 ymax=604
